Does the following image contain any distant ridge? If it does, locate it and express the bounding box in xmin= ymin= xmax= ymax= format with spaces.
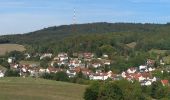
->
xmin=0 ymin=22 xmax=165 ymax=44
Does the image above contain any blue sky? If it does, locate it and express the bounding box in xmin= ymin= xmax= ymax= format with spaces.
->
xmin=0 ymin=0 xmax=170 ymax=34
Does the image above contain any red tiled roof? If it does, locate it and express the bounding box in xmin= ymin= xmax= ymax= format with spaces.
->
xmin=161 ymin=80 xmax=169 ymax=86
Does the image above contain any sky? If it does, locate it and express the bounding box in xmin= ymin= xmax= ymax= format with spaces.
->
xmin=0 ymin=0 xmax=170 ymax=35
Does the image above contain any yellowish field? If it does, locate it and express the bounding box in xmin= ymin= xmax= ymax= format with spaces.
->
xmin=163 ymin=56 xmax=170 ymax=64
xmin=0 ymin=77 xmax=87 ymax=100
xmin=149 ymin=49 xmax=167 ymax=55
xmin=0 ymin=65 xmax=6 ymax=70
xmin=0 ymin=44 xmax=26 ymax=55
xmin=126 ymin=42 xmax=136 ymax=48
xmin=20 ymin=60 xmax=40 ymax=65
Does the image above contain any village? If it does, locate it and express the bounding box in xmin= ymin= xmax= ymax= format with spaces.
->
xmin=0 ymin=52 xmax=169 ymax=87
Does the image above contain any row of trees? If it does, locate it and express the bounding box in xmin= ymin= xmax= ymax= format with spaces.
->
xmin=41 ymin=71 xmax=90 ymax=84
xmin=84 ymin=80 xmax=170 ymax=100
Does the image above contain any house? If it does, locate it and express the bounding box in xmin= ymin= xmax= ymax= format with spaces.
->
xmin=66 ymin=70 xmax=76 ymax=78
xmin=10 ymin=64 xmax=19 ymax=69
xmin=0 ymin=70 xmax=4 ymax=78
xmin=22 ymin=67 xmax=27 ymax=73
xmin=39 ymin=68 xmax=46 ymax=73
xmin=58 ymin=53 xmax=68 ymax=57
xmin=139 ymin=65 xmax=147 ymax=72
xmin=146 ymin=59 xmax=155 ymax=67
xmin=46 ymin=67 xmax=58 ymax=73
xmin=103 ymin=54 xmax=109 ymax=58
xmin=92 ymin=63 xmax=101 ymax=68
xmin=141 ymin=80 xmax=152 ymax=86
xmin=127 ymin=67 xmax=137 ymax=74
xmin=8 ymin=57 xmax=15 ymax=64
xmin=83 ymin=53 xmax=94 ymax=59
xmin=29 ymin=70 xmax=39 ymax=77
xmin=40 ymin=53 xmax=52 ymax=60
xmin=107 ymin=71 xmax=113 ymax=77
xmin=121 ymin=71 xmax=127 ymax=78
xmin=89 ymin=73 xmax=108 ymax=80
xmin=69 ymin=59 xmax=81 ymax=68
xmin=83 ymin=53 xmax=94 ymax=61
xmin=57 ymin=60 xmax=68 ymax=66
xmin=59 ymin=56 xmax=69 ymax=61
xmin=57 ymin=53 xmax=69 ymax=61
xmin=103 ymin=60 xmax=111 ymax=65
xmin=148 ymin=67 xmax=155 ymax=72
xmin=161 ymin=80 xmax=169 ymax=86
xmin=25 ymin=53 xmax=31 ymax=59
xmin=53 ymin=57 xmax=59 ymax=61
xmin=160 ymin=59 xmax=165 ymax=65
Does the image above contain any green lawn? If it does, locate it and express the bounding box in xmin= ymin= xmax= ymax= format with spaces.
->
xmin=0 ymin=77 xmax=87 ymax=100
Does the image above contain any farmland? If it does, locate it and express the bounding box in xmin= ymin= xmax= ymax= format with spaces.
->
xmin=0 ymin=77 xmax=86 ymax=100
xmin=0 ymin=44 xmax=26 ymax=55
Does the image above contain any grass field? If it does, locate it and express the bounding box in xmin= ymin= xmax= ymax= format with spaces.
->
xmin=0 ymin=65 xmax=6 ymax=70
xmin=20 ymin=60 xmax=40 ymax=65
xmin=163 ymin=56 xmax=170 ymax=64
xmin=149 ymin=49 xmax=167 ymax=55
xmin=0 ymin=77 xmax=87 ymax=100
xmin=0 ymin=44 xmax=26 ymax=55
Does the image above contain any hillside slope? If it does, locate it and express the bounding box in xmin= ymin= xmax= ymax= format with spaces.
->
xmin=0 ymin=77 xmax=86 ymax=100
xmin=0 ymin=22 xmax=164 ymax=44
xmin=1 ymin=22 xmax=170 ymax=53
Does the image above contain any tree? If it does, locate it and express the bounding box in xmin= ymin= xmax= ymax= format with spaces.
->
xmin=1 ymin=61 xmax=10 ymax=69
xmin=40 ymin=58 xmax=49 ymax=69
xmin=76 ymin=70 xmax=83 ymax=78
xmin=150 ymin=82 xmax=168 ymax=99
xmin=116 ymin=80 xmax=143 ymax=100
xmin=5 ymin=69 xmax=20 ymax=77
xmin=54 ymin=71 xmax=69 ymax=82
xmin=41 ymin=73 xmax=55 ymax=80
xmin=84 ymin=81 xmax=100 ymax=100
xmin=6 ymin=51 xmax=24 ymax=61
xmin=98 ymin=82 xmax=124 ymax=100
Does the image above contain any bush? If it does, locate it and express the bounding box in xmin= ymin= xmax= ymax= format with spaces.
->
xmin=84 ymin=81 xmax=100 ymax=100
xmin=54 ymin=71 xmax=69 ymax=82
xmin=98 ymin=82 xmax=124 ymax=100
xmin=41 ymin=73 xmax=55 ymax=80
xmin=5 ymin=69 xmax=20 ymax=77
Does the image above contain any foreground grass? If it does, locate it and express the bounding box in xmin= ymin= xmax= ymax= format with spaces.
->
xmin=0 ymin=77 xmax=87 ymax=100
xmin=0 ymin=44 xmax=26 ymax=55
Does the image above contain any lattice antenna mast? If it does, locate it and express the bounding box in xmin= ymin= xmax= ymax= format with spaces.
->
xmin=73 ymin=8 xmax=76 ymax=25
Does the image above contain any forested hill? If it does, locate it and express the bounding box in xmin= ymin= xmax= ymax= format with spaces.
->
xmin=0 ymin=22 xmax=165 ymax=44
xmin=1 ymin=22 xmax=170 ymax=53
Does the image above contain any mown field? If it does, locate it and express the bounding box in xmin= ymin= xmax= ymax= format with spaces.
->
xmin=0 ymin=44 xmax=26 ymax=55
xmin=20 ymin=60 xmax=40 ymax=65
xmin=0 ymin=77 xmax=87 ymax=100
